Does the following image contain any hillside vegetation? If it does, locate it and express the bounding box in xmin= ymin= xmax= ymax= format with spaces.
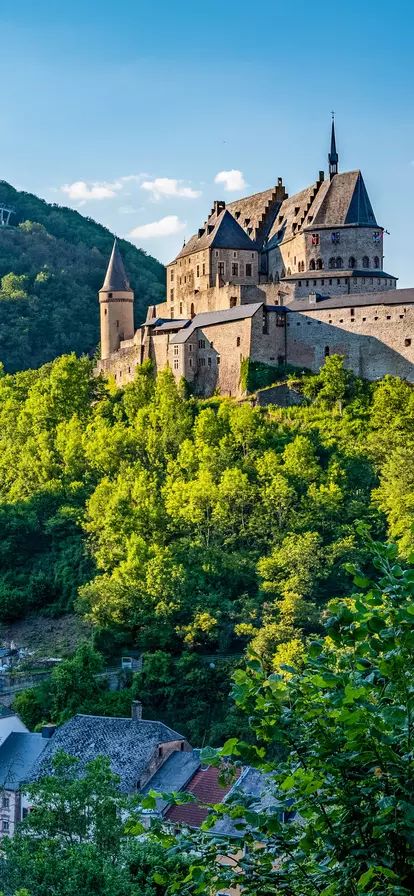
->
xmin=1 ymin=354 xmax=413 ymax=742
xmin=0 ymin=181 xmax=165 ymax=371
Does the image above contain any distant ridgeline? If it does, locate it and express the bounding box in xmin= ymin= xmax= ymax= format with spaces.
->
xmin=0 ymin=181 xmax=165 ymax=372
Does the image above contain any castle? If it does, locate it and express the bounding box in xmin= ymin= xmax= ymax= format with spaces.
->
xmin=96 ymin=121 xmax=414 ymax=395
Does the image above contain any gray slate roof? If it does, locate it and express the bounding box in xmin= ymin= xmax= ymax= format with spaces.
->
xmin=29 ymin=715 xmax=186 ymax=794
xmin=211 ymin=768 xmax=278 ymax=837
xmin=287 ymin=286 xmax=414 ymax=312
xmin=311 ymin=171 xmax=377 ymax=228
xmin=170 ymin=302 xmax=263 ymax=344
xmin=101 ymin=240 xmax=131 ymax=292
xmin=0 ymin=732 xmax=46 ymax=791
xmin=176 ymin=208 xmax=257 ymax=260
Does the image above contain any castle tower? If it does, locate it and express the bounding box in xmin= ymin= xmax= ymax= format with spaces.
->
xmin=328 ymin=114 xmax=339 ymax=179
xmin=99 ymin=240 xmax=134 ymax=360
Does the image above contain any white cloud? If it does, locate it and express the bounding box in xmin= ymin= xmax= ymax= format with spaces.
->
xmin=214 ymin=169 xmax=246 ymax=192
xmin=141 ymin=177 xmax=201 ymax=200
xmin=60 ymin=174 xmax=146 ymax=204
xmin=129 ymin=215 xmax=186 ymax=240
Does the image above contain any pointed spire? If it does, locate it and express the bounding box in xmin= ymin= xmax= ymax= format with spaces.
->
xmin=328 ymin=112 xmax=339 ymax=179
xmin=101 ymin=239 xmax=131 ymax=291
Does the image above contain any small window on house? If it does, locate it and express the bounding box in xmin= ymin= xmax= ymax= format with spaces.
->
xmin=174 ymin=346 xmax=179 ymax=356
xmin=329 ymin=257 xmax=336 ymax=269
xmin=232 ymin=263 xmax=239 ymax=276
xmin=336 ymin=257 xmax=343 ymax=269
xmin=262 ymin=312 xmax=269 ymax=334
xmin=350 ymin=308 xmax=355 ymax=315
xmin=215 ymin=251 xmax=219 ymax=257
xmin=179 ymin=302 xmax=183 ymax=314
xmin=374 ymin=256 xmax=380 ymax=269
xmin=208 ymin=356 xmax=212 ymax=367
xmin=236 ymin=336 xmax=240 ymax=347
xmin=348 ymin=256 xmax=356 ymax=268
xmin=198 ymin=339 xmax=205 ymax=349
xmin=337 ymin=279 xmax=340 ymax=285
xmin=230 ymin=296 xmax=237 ymax=308
xmin=316 ymin=258 xmax=323 ymax=270
xmin=298 ymin=280 xmax=302 ymax=287
xmin=386 ymin=315 xmax=391 ymax=320
xmin=309 ymin=259 xmax=316 ymax=271
xmin=246 ymin=263 xmax=252 ymax=277
xmin=218 ymin=262 xmax=225 ymax=277
xmin=2 ymin=820 xmax=9 ymax=832
xmin=170 ymin=270 xmax=174 ymax=281
xmin=324 ymin=346 xmax=330 ymax=357
xmin=189 ymin=358 xmax=193 ymax=368
xmin=108 ymin=292 xmax=113 ymax=299
xmin=173 ymin=360 xmax=179 ymax=370
xmin=362 ymin=317 xmax=366 ymax=321
xmin=405 ymin=338 xmax=411 ymax=346
xmin=202 ymin=263 xmax=205 ymax=275
xmin=196 ymin=265 xmax=199 ymax=277
xmin=170 ymin=289 xmax=174 ymax=301
xmin=189 ymin=343 xmax=193 ymax=352
xmin=2 ymin=796 xmax=9 ymax=809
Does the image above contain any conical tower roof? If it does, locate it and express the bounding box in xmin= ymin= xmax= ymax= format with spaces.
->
xmin=101 ymin=240 xmax=131 ymax=291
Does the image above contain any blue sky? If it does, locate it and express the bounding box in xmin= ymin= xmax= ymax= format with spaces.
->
xmin=1 ymin=0 xmax=413 ymax=282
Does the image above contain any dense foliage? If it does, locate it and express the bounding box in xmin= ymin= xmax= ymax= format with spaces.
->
xmin=0 ymin=752 xmax=187 ymax=896
xmin=0 ymin=353 xmax=413 ymax=741
xmin=0 ymin=181 xmax=164 ymax=371
xmin=163 ymin=540 xmax=414 ymax=895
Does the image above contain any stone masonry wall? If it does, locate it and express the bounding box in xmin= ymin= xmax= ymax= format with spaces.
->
xmin=286 ymin=302 xmax=414 ymax=381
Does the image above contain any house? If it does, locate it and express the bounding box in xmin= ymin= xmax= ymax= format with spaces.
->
xmin=0 ymin=730 xmax=49 ymax=836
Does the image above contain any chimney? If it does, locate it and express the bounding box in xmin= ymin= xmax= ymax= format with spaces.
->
xmin=131 ymin=700 xmax=143 ymax=721
xmin=41 ymin=724 xmax=56 ymax=739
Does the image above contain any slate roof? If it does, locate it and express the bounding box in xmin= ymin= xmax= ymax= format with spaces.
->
xmin=101 ymin=240 xmax=131 ymax=292
xmin=0 ymin=732 xmax=46 ymax=791
xmin=287 ymin=286 xmax=414 ymax=312
xmin=169 ymin=302 xmax=263 ymax=344
xmin=227 ymin=185 xmax=284 ymax=242
xmin=311 ymin=171 xmax=378 ymax=228
xmin=176 ymin=208 xmax=257 ymax=260
xmin=29 ymin=714 xmax=186 ymax=794
xmin=267 ymin=179 xmax=328 ymax=247
xmin=210 ymin=768 xmax=278 ymax=837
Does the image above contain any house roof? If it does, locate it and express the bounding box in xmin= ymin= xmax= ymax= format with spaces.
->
xmin=267 ymin=179 xmax=327 ymax=248
xmin=0 ymin=732 xmax=46 ymax=791
xmin=287 ymin=286 xmax=414 ymax=312
xmin=101 ymin=240 xmax=131 ymax=292
xmin=283 ymin=269 xmax=394 ymax=281
xmin=210 ymin=768 xmax=278 ymax=837
xmin=29 ymin=714 xmax=186 ymax=794
xmin=165 ymin=764 xmax=241 ymax=828
xmin=169 ymin=302 xmax=263 ymax=344
xmin=227 ymin=185 xmax=284 ymax=243
xmin=175 ymin=208 xmax=257 ymax=260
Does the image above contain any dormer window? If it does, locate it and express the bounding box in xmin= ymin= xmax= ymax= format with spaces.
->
xmin=278 ymin=215 xmax=284 ymax=225
xmin=295 ymin=206 xmax=300 ymax=215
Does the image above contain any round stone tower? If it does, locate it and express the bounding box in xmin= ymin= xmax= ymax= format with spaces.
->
xmin=99 ymin=240 xmax=134 ymax=359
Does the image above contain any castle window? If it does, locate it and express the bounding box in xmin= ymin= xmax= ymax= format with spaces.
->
xmin=362 ymin=256 xmax=369 ymax=269
xmin=174 ymin=346 xmax=179 ymax=356
xmin=199 ymin=357 xmax=206 ymax=367
xmin=298 ymin=281 xmax=302 ymax=287
xmin=374 ymin=256 xmax=380 ymax=269
xmin=217 ymin=355 xmax=220 ymax=364
xmin=348 ymin=256 xmax=356 ymax=268
xmin=405 ymin=338 xmax=412 ymax=347
xmin=208 ymin=356 xmax=212 ymax=367
xmin=173 ymin=360 xmax=179 ymax=370
xmin=202 ymin=263 xmax=205 ymax=275
xmin=287 ymin=268 xmax=291 ymax=275
xmin=104 ymin=308 xmax=107 ymax=316
xmin=218 ymin=262 xmax=225 ymax=278
xmin=313 ymin=280 xmax=317 ymax=286
xmin=329 ymin=279 xmax=332 ymax=285
xmin=337 ymin=279 xmax=340 ymax=285
xmin=170 ymin=289 xmax=174 ymax=301
xmin=306 ymin=280 xmax=309 ymax=286
xmin=329 ymin=257 xmax=336 ymax=269
xmin=2 ymin=820 xmax=9 ymax=833
xmin=324 ymin=346 xmax=330 ymax=357
xmin=386 ymin=315 xmax=391 ymax=320
xmin=170 ymin=270 xmax=174 ymax=281
xmin=190 ymin=303 xmax=195 ymax=318
xmin=230 ymin=296 xmax=237 ymax=308
xmin=336 ymin=257 xmax=343 ymax=269
xmin=246 ymin=263 xmax=252 ymax=276
xmin=262 ymin=312 xmax=269 ymax=334
xmin=311 ymin=233 xmax=319 ymax=246
xmin=189 ymin=358 xmax=193 ymax=368
xmin=321 ymin=279 xmax=324 ymax=285
xmin=108 ymin=292 xmax=113 ymax=298
xmin=198 ymin=339 xmax=205 ymax=348
xmin=309 ymin=259 xmax=316 ymax=271
xmin=316 ymin=259 xmax=323 ymax=270
xmin=362 ymin=317 xmax=366 ymax=321
xmin=196 ymin=265 xmax=200 ymax=277
xmin=232 ymin=263 xmax=239 ymax=276
xmin=179 ymin=302 xmax=183 ymax=314
xmin=350 ymin=308 xmax=355 ymax=316
xmin=215 ymin=251 xmax=219 ymax=257
xmin=236 ymin=336 xmax=241 ymax=347
xmin=184 ymin=276 xmax=186 ymax=284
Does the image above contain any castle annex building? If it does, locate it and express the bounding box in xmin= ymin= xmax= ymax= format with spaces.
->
xmin=96 ymin=122 xmax=414 ymax=394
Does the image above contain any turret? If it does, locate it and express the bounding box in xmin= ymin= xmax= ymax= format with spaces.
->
xmin=328 ymin=114 xmax=339 ymax=180
xmin=99 ymin=240 xmax=134 ymax=359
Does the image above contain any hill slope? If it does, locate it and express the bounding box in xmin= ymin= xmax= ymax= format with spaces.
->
xmin=0 ymin=181 xmax=165 ymax=372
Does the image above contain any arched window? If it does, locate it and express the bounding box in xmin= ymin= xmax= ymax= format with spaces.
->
xmin=190 ymin=303 xmax=195 ymax=318
xmin=309 ymin=259 xmax=316 ymax=271
xmin=287 ymin=267 xmax=291 ymax=275
xmin=329 ymin=257 xmax=336 ymax=269
xmin=336 ymin=257 xmax=343 ymax=269
xmin=374 ymin=256 xmax=380 ymax=269
xmin=362 ymin=256 xmax=369 ymax=269
xmin=316 ymin=258 xmax=323 ymax=270
xmin=348 ymin=256 xmax=356 ymax=269
xmin=324 ymin=346 xmax=330 ymax=357
xmin=236 ymin=336 xmax=240 ymax=347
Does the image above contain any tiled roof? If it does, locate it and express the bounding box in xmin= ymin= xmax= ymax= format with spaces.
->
xmin=101 ymin=240 xmax=131 ymax=292
xmin=0 ymin=732 xmax=46 ymax=791
xmin=170 ymin=302 xmax=263 ymax=344
xmin=175 ymin=208 xmax=257 ymax=260
xmin=287 ymin=286 xmax=414 ymax=312
xmin=29 ymin=715 xmax=185 ymax=794
xmin=165 ymin=764 xmax=240 ymax=828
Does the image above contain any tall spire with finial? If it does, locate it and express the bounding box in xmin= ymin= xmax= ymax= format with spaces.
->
xmin=328 ymin=112 xmax=338 ymax=180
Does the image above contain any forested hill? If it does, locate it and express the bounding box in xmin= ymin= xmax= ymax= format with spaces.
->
xmin=0 ymin=180 xmax=165 ymax=372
